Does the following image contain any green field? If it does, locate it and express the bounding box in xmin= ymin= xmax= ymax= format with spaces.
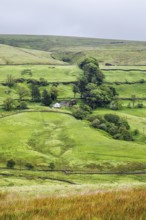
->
xmin=0 ymin=64 xmax=82 ymax=82
xmin=103 ymin=69 xmax=146 ymax=83
xmin=1 ymin=35 xmax=146 ymax=194
xmin=1 ymin=111 xmax=146 ymax=171
xmin=114 ymin=83 xmax=146 ymax=98
xmin=0 ymin=44 xmax=65 ymax=65
xmin=1 ymin=35 xmax=146 ymax=65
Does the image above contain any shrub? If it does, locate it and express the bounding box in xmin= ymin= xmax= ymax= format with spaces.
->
xmin=108 ymin=124 xmax=118 ymax=136
xmin=48 ymin=162 xmax=55 ymax=170
xmin=39 ymin=78 xmax=48 ymax=86
xmin=91 ymin=119 xmax=100 ymax=128
xmin=133 ymin=129 xmax=139 ymax=135
xmin=3 ymin=97 xmax=17 ymax=111
xmin=113 ymin=133 xmax=123 ymax=140
xmin=25 ymin=163 xmax=34 ymax=170
xmin=17 ymin=101 xmax=28 ymax=110
xmin=98 ymin=123 xmax=107 ymax=131
xmin=88 ymin=115 xmax=103 ymax=123
xmin=109 ymin=100 xmax=122 ymax=110
xmin=139 ymin=79 xmax=145 ymax=83
xmin=119 ymin=127 xmax=133 ymax=141
xmin=73 ymin=108 xmax=88 ymax=120
xmin=137 ymin=103 xmax=144 ymax=108
xmin=104 ymin=114 xmax=120 ymax=125
xmin=7 ymin=159 xmax=15 ymax=169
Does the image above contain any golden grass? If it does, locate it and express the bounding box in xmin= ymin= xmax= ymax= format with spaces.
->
xmin=0 ymin=189 xmax=146 ymax=220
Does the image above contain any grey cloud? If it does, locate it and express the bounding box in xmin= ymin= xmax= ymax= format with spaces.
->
xmin=0 ymin=0 xmax=146 ymax=40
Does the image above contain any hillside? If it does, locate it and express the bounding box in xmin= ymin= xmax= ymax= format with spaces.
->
xmin=1 ymin=111 xmax=146 ymax=171
xmin=1 ymin=35 xmax=146 ymax=190
xmin=0 ymin=35 xmax=146 ymax=65
xmin=0 ymin=44 xmax=65 ymax=65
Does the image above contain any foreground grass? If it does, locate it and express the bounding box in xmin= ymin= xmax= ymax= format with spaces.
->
xmin=1 ymin=188 xmax=146 ymax=220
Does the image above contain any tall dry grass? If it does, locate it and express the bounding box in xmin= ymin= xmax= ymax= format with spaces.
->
xmin=0 ymin=189 xmax=146 ymax=220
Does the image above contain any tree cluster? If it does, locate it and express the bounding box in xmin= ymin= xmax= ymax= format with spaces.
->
xmin=89 ymin=113 xmax=133 ymax=141
xmin=73 ymin=57 xmax=117 ymax=108
xmin=3 ymin=84 xmax=58 ymax=111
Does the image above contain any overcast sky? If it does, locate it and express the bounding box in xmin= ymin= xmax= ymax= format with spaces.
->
xmin=0 ymin=0 xmax=146 ymax=41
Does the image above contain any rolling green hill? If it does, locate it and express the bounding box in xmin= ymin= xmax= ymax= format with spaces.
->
xmin=1 ymin=35 xmax=146 ymax=188
xmin=0 ymin=35 xmax=146 ymax=65
xmin=1 ymin=111 xmax=146 ymax=172
xmin=0 ymin=44 xmax=65 ymax=65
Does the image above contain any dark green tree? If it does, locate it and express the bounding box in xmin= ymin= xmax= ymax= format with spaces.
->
xmin=83 ymin=84 xmax=116 ymax=109
xmin=79 ymin=57 xmax=104 ymax=85
xmin=42 ymin=89 xmax=52 ymax=106
xmin=31 ymin=85 xmax=41 ymax=102
xmin=50 ymin=86 xmax=58 ymax=101
xmin=48 ymin=162 xmax=55 ymax=170
xmin=25 ymin=163 xmax=34 ymax=170
xmin=7 ymin=159 xmax=16 ymax=169
xmin=73 ymin=84 xmax=79 ymax=98
xmin=77 ymin=75 xmax=88 ymax=98
xmin=79 ymin=57 xmax=99 ymax=69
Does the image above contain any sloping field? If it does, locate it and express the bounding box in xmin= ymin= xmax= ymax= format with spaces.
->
xmin=1 ymin=111 xmax=146 ymax=170
xmin=0 ymin=64 xmax=81 ymax=82
xmin=1 ymin=35 xmax=146 ymax=65
xmin=0 ymin=44 xmax=64 ymax=65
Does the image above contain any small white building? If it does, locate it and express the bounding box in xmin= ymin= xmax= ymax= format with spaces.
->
xmin=53 ymin=103 xmax=61 ymax=108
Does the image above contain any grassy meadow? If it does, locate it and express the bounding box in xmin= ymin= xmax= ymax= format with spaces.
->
xmin=1 ymin=35 xmax=146 ymax=65
xmin=1 ymin=35 xmax=146 ymax=219
xmin=1 ymin=111 xmax=146 ymax=171
xmin=0 ymin=44 xmax=65 ymax=65
xmin=0 ymin=65 xmax=81 ymax=82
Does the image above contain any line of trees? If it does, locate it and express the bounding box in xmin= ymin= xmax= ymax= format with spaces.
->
xmin=72 ymin=57 xmax=117 ymax=108
xmin=3 ymin=84 xmax=58 ymax=111
xmin=6 ymin=159 xmax=55 ymax=170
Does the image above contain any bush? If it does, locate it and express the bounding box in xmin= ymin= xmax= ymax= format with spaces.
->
xmin=25 ymin=163 xmax=34 ymax=170
xmin=113 ymin=133 xmax=123 ymax=140
xmin=108 ymin=124 xmax=118 ymax=136
xmin=73 ymin=108 xmax=88 ymax=120
xmin=3 ymin=97 xmax=17 ymax=111
xmin=88 ymin=115 xmax=103 ymax=123
xmin=104 ymin=114 xmax=120 ymax=125
xmin=120 ymin=119 xmax=130 ymax=130
xmin=139 ymin=79 xmax=145 ymax=83
xmin=98 ymin=123 xmax=107 ymax=131
xmin=48 ymin=162 xmax=55 ymax=170
xmin=17 ymin=101 xmax=28 ymax=110
xmin=137 ymin=103 xmax=144 ymax=108
xmin=109 ymin=100 xmax=122 ymax=110
xmin=118 ymin=127 xmax=133 ymax=141
xmin=91 ymin=119 xmax=100 ymax=128
xmin=7 ymin=159 xmax=15 ymax=169
xmin=39 ymin=78 xmax=48 ymax=86
xmin=133 ymin=129 xmax=139 ymax=135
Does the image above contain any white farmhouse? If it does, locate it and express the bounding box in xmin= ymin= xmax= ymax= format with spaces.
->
xmin=53 ymin=103 xmax=61 ymax=108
